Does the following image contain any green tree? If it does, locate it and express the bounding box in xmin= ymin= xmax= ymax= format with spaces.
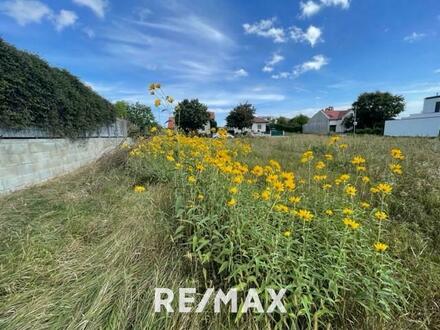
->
xmin=174 ymin=99 xmax=209 ymax=132
xmin=289 ymin=114 xmax=309 ymax=132
xmin=114 ymin=101 xmax=129 ymax=118
xmin=226 ymin=103 xmax=256 ymax=130
xmin=352 ymin=92 xmax=405 ymax=130
xmin=126 ymin=102 xmax=156 ymax=135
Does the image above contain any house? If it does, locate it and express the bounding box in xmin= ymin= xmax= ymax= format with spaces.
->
xmin=303 ymin=107 xmax=353 ymax=134
xmin=384 ymin=95 xmax=440 ymax=137
xmin=252 ymin=117 xmax=270 ymax=133
xmin=167 ymin=111 xmax=215 ymax=133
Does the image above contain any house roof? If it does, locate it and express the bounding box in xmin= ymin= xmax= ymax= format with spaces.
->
xmin=253 ymin=116 xmax=270 ymax=124
xmin=322 ymin=108 xmax=351 ymax=120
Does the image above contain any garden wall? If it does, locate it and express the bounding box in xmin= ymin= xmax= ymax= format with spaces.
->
xmin=0 ymin=120 xmax=128 ymax=194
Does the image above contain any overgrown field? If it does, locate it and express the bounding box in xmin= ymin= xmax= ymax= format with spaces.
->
xmin=1 ymin=134 xmax=439 ymax=329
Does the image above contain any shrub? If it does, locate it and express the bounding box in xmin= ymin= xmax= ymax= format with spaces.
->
xmin=0 ymin=39 xmax=115 ymax=138
xmin=127 ymin=131 xmax=409 ymax=328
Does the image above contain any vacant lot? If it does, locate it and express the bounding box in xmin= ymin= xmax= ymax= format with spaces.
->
xmin=1 ymin=135 xmax=439 ymax=329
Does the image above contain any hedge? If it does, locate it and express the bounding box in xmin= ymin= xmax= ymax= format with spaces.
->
xmin=0 ymin=39 xmax=115 ymax=138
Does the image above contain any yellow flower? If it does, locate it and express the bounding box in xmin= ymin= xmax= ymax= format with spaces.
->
xmin=374 ymin=210 xmax=388 ymax=221
xmin=339 ymin=143 xmax=348 ymax=150
xmin=297 ymin=209 xmax=314 ymax=221
xmin=251 ymin=165 xmax=264 ymax=177
xmin=342 ymin=208 xmax=354 ymax=215
xmin=229 ymin=186 xmax=238 ymax=194
xmin=188 ymin=176 xmax=196 ymax=184
xmin=322 ymin=183 xmax=332 ymax=190
xmin=356 ymin=166 xmax=366 ymax=172
xmin=351 ymin=155 xmax=366 ymax=165
xmin=166 ymin=154 xmax=175 ymax=162
xmin=269 ymin=159 xmax=281 ymax=171
xmin=361 ymin=176 xmax=370 ymax=184
xmin=272 ymin=180 xmax=285 ymax=192
xmin=339 ymin=174 xmax=350 ymax=182
xmin=284 ymin=179 xmax=296 ymax=191
xmin=313 ymin=174 xmax=327 ymax=182
xmin=372 ymin=183 xmax=393 ymax=195
xmin=274 ymin=204 xmax=289 ymax=213
xmin=283 ymin=230 xmax=292 ymax=238
xmin=373 ymin=242 xmax=389 ymax=252
xmin=328 ymin=135 xmax=341 ymax=144
xmin=344 ymin=185 xmax=357 ymax=197
xmin=134 ymin=185 xmax=146 ymax=193
xmin=300 ymin=150 xmax=314 ymax=163
xmin=288 ymin=196 xmax=301 ymax=204
xmin=232 ymin=175 xmax=243 ymax=184
xmin=252 ymin=192 xmax=260 ymax=200
xmin=150 ymin=126 xmax=158 ymax=133
xmin=324 ymin=153 xmax=333 ymax=161
xmin=334 ymin=178 xmax=342 ymax=186
xmin=360 ymin=202 xmax=371 ymax=209
xmin=197 ymin=194 xmax=204 ymax=200
xmin=315 ymin=161 xmax=326 ymax=170
xmin=389 ymin=163 xmax=403 ymax=175
xmin=227 ymin=198 xmax=237 ymax=207
xmin=195 ymin=163 xmax=205 ymax=172
xmin=261 ymin=190 xmax=271 ymax=201
xmin=343 ymin=217 xmax=360 ymax=230
xmin=325 ymin=209 xmax=334 ymax=216
xmin=154 ymin=99 xmax=161 ymax=107
xmin=175 ymin=163 xmax=183 ymax=170
xmin=266 ymin=174 xmax=278 ymax=184
xmin=390 ymin=148 xmax=405 ymax=160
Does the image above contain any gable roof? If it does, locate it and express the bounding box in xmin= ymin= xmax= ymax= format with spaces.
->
xmin=322 ymin=107 xmax=351 ymax=120
xmin=253 ymin=116 xmax=269 ymax=124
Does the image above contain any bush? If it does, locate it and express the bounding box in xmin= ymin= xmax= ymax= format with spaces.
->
xmin=0 ymin=39 xmax=115 ymax=138
xmin=127 ymin=132 xmax=408 ymax=328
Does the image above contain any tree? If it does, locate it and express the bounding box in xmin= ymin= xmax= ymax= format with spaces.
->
xmin=269 ymin=114 xmax=309 ymax=133
xmin=114 ymin=100 xmax=129 ymax=118
xmin=174 ymin=99 xmax=209 ymax=132
xmin=226 ymin=103 xmax=255 ymax=129
xmin=125 ymin=102 xmax=156 ymax=135
xmin=289 ymin=114 xmax=309 ymax=132
xmin=352 ymin=92 xmax=405 ymax=130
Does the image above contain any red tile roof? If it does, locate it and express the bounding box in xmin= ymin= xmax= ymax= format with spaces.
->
xmin=322 ymin=108 xmax=351 ymax=120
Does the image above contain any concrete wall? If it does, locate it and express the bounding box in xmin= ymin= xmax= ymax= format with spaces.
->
xmin=0 ymin=137 xmax=125 ymax=194
xmin=384 ymin=115 xmax=440 ymax=137
xmin=422 ymin=96 xmax=440 ymax=114
xmin=303 ymin=111 xmax=329 ymax=134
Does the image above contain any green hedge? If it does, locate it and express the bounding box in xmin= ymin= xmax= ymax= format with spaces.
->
xmin=0 ymin=39 xmax=115 ymax=137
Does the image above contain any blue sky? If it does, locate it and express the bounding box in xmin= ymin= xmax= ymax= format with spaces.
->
xmin=1 ymin=0 xmax=440 ymax=125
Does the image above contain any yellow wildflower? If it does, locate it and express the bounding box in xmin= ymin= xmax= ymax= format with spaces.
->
xmin=232 ymin=175 xmax=243 ymax=184
xmin=389 ymin=163 xmax=403 ymax=175
xmin=283 ymin=230 xmax=292 ymax=238
xmin=339 ymin=174 xmax=350 ymax=182
xmin=391 ymin=148 xmax=405 ymax=160
xmin=360 ymin=202 xmax=371 ymax=209
xmin=372 ymin=183 xmax=393 ymax=195
xmin=342 ymin=208 xmax=354 ymax=215
xmin=322 ymin=183 xmax=332 ymax=190
xmin=361 ymin=176 xmax=370 ymax=184
xmin=343 ymin=217 xmax=360 ymax=230
xmin=154 ymin=99 xmax=161 ymax=107
xmin=261 ymin=190 xmax=271 ymax=201
xmin=315 ymin=161 xmax=326 ymax=170
xmin=373 ymin=242 xmax=389 ymax=252
xmin=324 ymin=153 xmax=333 ymax=161
xmin=351 ymin=155 xmax=366 ymax=165
xmin=227 ymin=198 xmax=237 ymax=207
xmin=229 ymin=186 xmax=238 ymax=194
xmin=197 ymin=194 xmax=204 ymax=200
xmin=134 ymin=185 xmax=146 ymax=193
xmin=374 ymin=210 xmax=388 ymax=221
xmin=297 ymin=209 xmax=314 ymax=221
xmin=187 ymin=176 xmax=196 ymax=184
xmin=289 ymin=196 xmax=301 ymax=204
xmin=274 ymin=204 xmax=289 ymax=213
xmin=344 ymin=185 xmax=357 ymax=197
xmin=251 ymin=165 xmax=264 ymax=177
xmin=325 ymin=209 xmax=334 ymax=216
xmin=339 ymin=143 xmax=348 ymax=150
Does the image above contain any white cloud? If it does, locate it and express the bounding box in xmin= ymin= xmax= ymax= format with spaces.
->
xmin=272 ymin=72 xmax=291 ymax=79
xmin=404 ymin=32 xmax=426 ymax=43
xmin=243 ymin=18 xmax=286 ymax=43
xmin=300 ymin=1 xmax=321 ymax=17
xmin=72 ymin=0 xmax=107 ymax=18
xmin=82 ymin=27 xmax=95 ymax=38
xmin=294 ymin=54 xmax=328 ymax=76
xmin=434 ymin=69 xmax=440 ymax=74
xmin=54 ymin=10 xmax=77 ymax=31
xmin=300 ymin=0 xmax=350 ymax=18
xmin=290 ymin=25 xmax=322 ymax=46
xmin=262 ymin=52 xmax=284 ymax=73
xmin=0 ymin=0 xmax=51 ymax=25
xmin=234 ymin=68 xmax=248 ymax=77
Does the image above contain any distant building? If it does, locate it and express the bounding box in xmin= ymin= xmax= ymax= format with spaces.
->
xmin=303 ymin=107 xmax=353 ymax=134
xmin=252 ymin=117 xmax=270 ymax=133
xmin=384 ymin=96 xmax=440 ymax=137
xmin=167 ymin=111 xmax=215 ymax=133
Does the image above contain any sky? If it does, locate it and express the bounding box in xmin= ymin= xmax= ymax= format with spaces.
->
xmin=1 ymin=0 xmax=440 ymax=126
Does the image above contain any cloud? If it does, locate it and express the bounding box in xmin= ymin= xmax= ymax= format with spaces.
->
xmin=233 ymin=68 xmax=248 ymax=77
xmin=295 ymin=54 xmax=328 ymax=75
xmin=243 ymin=18 xmax=286 ymax=43
xmin=300 ymin=0 xmax=350 ymax=17
xmin=262 ymin=52 xmax=284 ymax=72
xmin=82 ymin=26 xmax=95 ymax=38
xmin=290 ymin=25 xmax=322 ymax=46
xmin=54 ymin=10 xmax=77 ymax=31
xmin=72 ymin=0 xmax=107 ymax=18
xmin=272 ymin=55 xmax=328 ymax=79
xmin=404 ymin=32 xmax=426 ymax=43
xmin=0 ymin=0 xmax=51 ymax=25
xmin=300 ymin=1 xmax=321 ymax=17
xmin=434 ymin=69 xmax=440 ymax=74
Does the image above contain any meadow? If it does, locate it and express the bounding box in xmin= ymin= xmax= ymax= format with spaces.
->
xmin=1 ymin=134 xmax=439 ymax=329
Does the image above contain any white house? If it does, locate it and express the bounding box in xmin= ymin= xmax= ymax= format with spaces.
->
xmin=303 ymin=107 xmax=353 ymax=134
xmin=384 ymin=95 xmax=440 ymax=137
xmin=251 ymin=117 xmax=270 ymax=133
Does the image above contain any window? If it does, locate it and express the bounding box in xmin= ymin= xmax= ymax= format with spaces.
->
xmin=329 ymin=125 xmax=336 ymax=132
xmin=257 ymin=124 xmax=262 ymax=129
xmin=435 ymin=102 xmax=440 ymax=113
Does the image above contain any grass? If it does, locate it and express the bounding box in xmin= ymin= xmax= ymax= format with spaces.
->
xmin=0 ymin=135 xmax=439 ymax=329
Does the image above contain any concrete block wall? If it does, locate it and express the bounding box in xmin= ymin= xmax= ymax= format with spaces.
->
xmin=0 ymin=137 xmax=125 ymax=194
